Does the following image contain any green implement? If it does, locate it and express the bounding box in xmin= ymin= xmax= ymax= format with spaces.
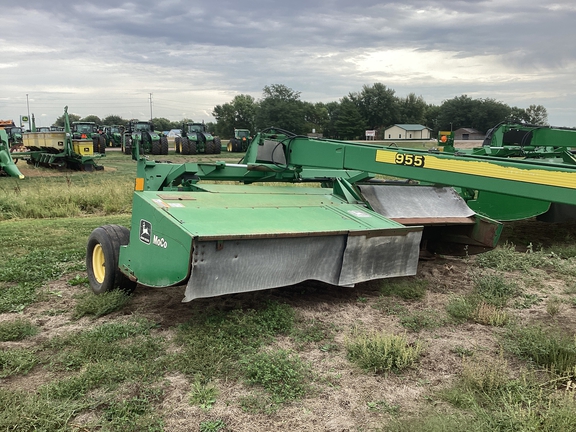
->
xmin=86 ymin=127 xmax=507 ymax=301
xmin=0 ymin=129 xmax=24 ymax=179
xmin=437 ymin=125 xmax=576 ymax=221
xmin=86 ymin=126 xmax=576 ymax=301
xmin=12 ymin=107 xmax=104 ymax=171
xmin=86 ymin=123 xmax=576 ymax=301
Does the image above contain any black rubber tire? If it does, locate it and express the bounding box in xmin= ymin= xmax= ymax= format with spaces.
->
xmin=123 ymin=137 xmax=132 ymax=155
xmin=214 ymin=137 xmax=221 ymax=154
xmin=92 ymin=136 xmax=100 ymax=154
xmin=181 ymin=137 xmax=190 ymax=155
xmin=175 ymin=137 xmax=181 ymax=154
xmin=86 ymin=225 xmax=136 ymax=295
xmin=99 ymin=135 xmax=106 ymax=154
xmin=151 ymin=140 xmax=161 ymax=155
xmin=233 ymin=140 xmax=242 ymax=152
xmin=205 ymin=140 xmax=214 ymax=154
xmin=190 ymin=140 xmax=197 ymax=155
xmin=161 ymin=136 xmax=169 ymax=155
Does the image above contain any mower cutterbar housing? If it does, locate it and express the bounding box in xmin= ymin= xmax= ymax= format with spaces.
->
xmin=118 ymin=182 xmax=422 ymax=301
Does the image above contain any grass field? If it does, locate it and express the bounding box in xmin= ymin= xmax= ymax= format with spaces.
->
xmin=1 ymin=149 xmax=576 ymax=431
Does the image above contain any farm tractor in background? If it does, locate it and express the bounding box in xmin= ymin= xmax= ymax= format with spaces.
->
xmin=175 ymin=122 xmax=221 ymax=155
xmin=226 ymin=128 xmax=251 ymax=152
xmin=0 ymin=120 xmax=24 ymax=149
xmin=103 ymin=125 xmax=123 ymax=147
xmin=71 ymin=121 xmax=106 ymax=154
xmin=122 ymin=120 xmax=168 ymax=156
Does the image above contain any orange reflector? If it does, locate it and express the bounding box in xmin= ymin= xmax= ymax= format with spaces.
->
xmin=81 ymin=133 xmax=87 ymax=139
xmin=440 ymin=135 xmax=447 ymax=143
xmin=135 ymin=178 xmax=145 ymax=191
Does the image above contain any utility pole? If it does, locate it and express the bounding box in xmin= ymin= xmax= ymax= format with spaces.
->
xmin=26 ymin=94 xmax=31 ymax=131
xmin=149 ymin=93 xmax=153 ymax=121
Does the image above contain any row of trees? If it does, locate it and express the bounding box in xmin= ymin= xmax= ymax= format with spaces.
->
xmin=213 ymin=84 xmax=549 ymax=139
xmin=54 ymin=83 xmax=549 ymax=140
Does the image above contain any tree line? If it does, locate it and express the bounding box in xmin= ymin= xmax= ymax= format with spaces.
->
xmin=54 ymin=83 xmax=549 ymax=140
xmin=213 ymin=84 xmax=548 ymax=139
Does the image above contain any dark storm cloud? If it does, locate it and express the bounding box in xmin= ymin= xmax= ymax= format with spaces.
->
xmin=48 ymin=0 xmax=574 ymax=75
xmin=11 ymin=0 xmax=576 ymax=61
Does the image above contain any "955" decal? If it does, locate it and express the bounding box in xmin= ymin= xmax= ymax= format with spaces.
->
xmin=394 ymin=153 xmax=425 ymax=167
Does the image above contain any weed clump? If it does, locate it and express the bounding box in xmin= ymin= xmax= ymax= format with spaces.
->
xmin=391 ymin=353 xmax=576 ymax=432
xmin=200 ymin=419 xmax=226 ymax=432
xmin=73 ymin=290 xmax=132 ymax=320
xmin=446 ymin=272 xmax=517 ymax=326
xmin=189 ymin=379 xmax=219 ymax=410
xmin=242 ymin=349 xmax=310 ymax=403
xmin=503 ymin=324 xmax=576 ymax=376
xmin=0 ymin=318 xmax=38 ymax=341
xmin=0 ymin=348 xmax=38 ymax=378
xmin=380 ymin=278 xmax=428 ymax=300
xmin=345 ymin=328 xmax=423 ymax=374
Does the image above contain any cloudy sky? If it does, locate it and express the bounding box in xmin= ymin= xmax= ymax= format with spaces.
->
xmin=1 ymin=0 xmax=575 ymax=129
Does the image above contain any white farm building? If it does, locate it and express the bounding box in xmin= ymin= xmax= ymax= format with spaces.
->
xmin=384 ymin=124 xmax=431 ymax=140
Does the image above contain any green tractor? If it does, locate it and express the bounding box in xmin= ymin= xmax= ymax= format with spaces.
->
xmin=122 ymin=120 xmax=168 ymax=156
xmin=226 ymin=128 xmax=251 ymax=152
xmin=103 ymin=125 xmax=123 ymax=147
xmin=175 ymin=122 xmax=221 ymax=155
xmin=71 ymin=121 xmax=106 ymax=154
xmin=0 ymin=121 xmax=24 ymax=149
xmin=6 ymin=126 xmax=24 ymax=148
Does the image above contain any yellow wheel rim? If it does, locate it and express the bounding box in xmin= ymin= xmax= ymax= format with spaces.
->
xmin=92 ymin=244 xmax=105 ymax=284
xmin=227 ymin=142 xmax=233 ymax=152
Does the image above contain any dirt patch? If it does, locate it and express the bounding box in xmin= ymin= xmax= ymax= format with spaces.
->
xmin=454 ymin=139 xmax=484 ymax=149
xmin=11 ymin=163 xmax=67 ymax=178
xmin=10 ymin=164 xmax=117 ymax=178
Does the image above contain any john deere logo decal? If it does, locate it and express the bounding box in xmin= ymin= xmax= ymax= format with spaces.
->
xmin=139 ymin=219 xmax=151 ymax=244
